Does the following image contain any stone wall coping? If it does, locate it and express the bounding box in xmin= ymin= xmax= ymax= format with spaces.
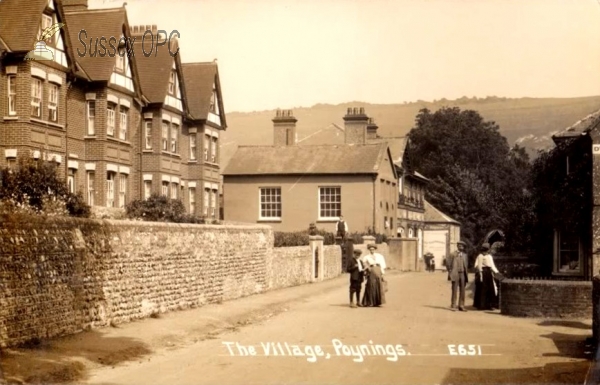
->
xmin=274 ymin=245 xmax=311 ymax=251
xmin=103 ymin=219 xmax=272 ymax=231
xmin=503 ymin=279 xmax=592 ymax=287
xmin=309 ymin=235 xmax=324 ymax=240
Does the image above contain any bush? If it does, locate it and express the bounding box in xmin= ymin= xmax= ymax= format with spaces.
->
xmin=495 ymin=260 xmax=542 ymax=278
xmin=274 ymin=227 xmax=388 ymax=247
xmin=0 ymin=156 xmax=90 ymax=218
xmin=125 ymin=193 xmax=213 ymax=224
xmin=346 ymin=232 xmax=388 ymax=244
xmin=274 ymin=231 xmax=310 ymax=247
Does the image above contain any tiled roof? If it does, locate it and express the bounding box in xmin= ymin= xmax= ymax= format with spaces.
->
xmin=369 ymin=136 xmax=406 ymax=164
xmin=0 ymin=0 xmax=47 ymax=52
xmin=181 ymin=62 xmax=216 ymax=120
xmin=63 ymin=8 xmax=126 ymax=81
xmin=553 ymin=109 xmax=600 ymax=138
xmin=297 ymin=125 xmax=407 ymax=165
xmin=424 ymin=200 xmax=460 ymax=224
xmin=133 ymin=37 xmax=178 ymax=103
xmin=223 ymin=143 xmax=388 ymax=176
xmin=297 ymin=123 xmax=345 ymax=145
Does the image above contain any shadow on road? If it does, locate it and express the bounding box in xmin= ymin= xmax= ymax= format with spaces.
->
xmin=540 ymin=332 xmax=594 ymax=359
xmin=0 ymin=330 xmax=153 ymax=384
xmin=423 ymin=305 xmax=455 ymax=312
xmin=538 ymin=320 xmax=592 ymax=330
xmin=440 ymin=361 xmax=590 ymax=384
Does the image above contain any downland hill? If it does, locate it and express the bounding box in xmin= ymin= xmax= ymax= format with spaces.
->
xmin=220 ymin=95 xmax=600 ymax=170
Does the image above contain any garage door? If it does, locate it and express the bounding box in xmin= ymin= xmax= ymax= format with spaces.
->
xmin=424 ymin=230 xmax=448 ymax=270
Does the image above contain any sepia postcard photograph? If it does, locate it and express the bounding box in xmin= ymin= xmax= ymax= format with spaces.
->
xmin=1 ymin=0 xmax=600 ymax=384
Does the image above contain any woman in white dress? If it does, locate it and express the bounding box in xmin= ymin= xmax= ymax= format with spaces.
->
xmin=473 ymin=243 xmax=500 ymax=310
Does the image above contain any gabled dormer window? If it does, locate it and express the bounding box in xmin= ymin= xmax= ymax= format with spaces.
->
xmin=209 ymin=88 xmax=216 ymax=113
xmin=41 ymin=14 xmax=53 ymax=44
xmin=116 ymin=53 xmax=124 ymax=72
xmin=168 ymin=71 xmax=176 ymax=95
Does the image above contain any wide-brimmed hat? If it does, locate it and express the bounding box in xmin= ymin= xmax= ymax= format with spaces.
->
xmin=353 ymin=249 xmax=362 ymax=255
xmin=367 ymin=244 xmax=377 ymax=250
xmin=457 ymin=241 xmax=467 ymax=247
xmin=481 ymin=243 xmax=490 ymax=251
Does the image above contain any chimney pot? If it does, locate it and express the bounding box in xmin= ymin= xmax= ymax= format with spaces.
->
xmin=360 ymin=107 xmax=365 ymax=115
xmin=347 ymin=108 xmax=352 ymax=115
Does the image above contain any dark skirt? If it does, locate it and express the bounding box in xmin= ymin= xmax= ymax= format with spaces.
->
xmin=362 ymin=265 xmax=386 ymax=307
xmin=474 ymin=267 xmax=497 ymax=310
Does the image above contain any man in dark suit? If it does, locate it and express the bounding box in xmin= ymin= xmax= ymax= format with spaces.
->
xmin=347 ymin=249 xmax=364 ymax=308
xmin=336 ymin=215 xmax=348 ymax=241
xmin=446 ymin=241 xmax=469 ymax=312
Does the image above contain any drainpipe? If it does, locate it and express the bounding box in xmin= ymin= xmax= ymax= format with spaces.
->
xmin=65 ymin=79 xmax=73 ymax=186
xmin=372 ymin=175 xmax=377 ymax=233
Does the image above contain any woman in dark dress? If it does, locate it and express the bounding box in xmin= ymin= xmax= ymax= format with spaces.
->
xmin=473 ymin=243 xmax=500 ymax=310
xmin=361 ymin=253 xmax=386 ymax=307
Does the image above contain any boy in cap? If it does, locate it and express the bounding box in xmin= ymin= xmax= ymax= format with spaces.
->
xmin=347 ymin=249 xmax=364 ymax=307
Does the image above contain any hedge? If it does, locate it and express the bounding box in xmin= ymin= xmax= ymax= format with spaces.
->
xmin=274 ymin=229 xmax=389 ymax=248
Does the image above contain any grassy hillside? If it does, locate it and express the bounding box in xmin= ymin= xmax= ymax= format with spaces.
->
xmin=220 ymin=96 xmax=600 ymax=169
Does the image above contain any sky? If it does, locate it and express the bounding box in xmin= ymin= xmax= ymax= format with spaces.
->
xmin=90 ymin=0 xmax=600 ymax=113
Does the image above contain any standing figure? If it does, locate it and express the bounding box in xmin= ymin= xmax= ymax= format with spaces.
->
xmin=473 ymin=243 xmax=500 ymax=310
xmin=446 ymin=241 xmax=469 ymax=312
xmin=336 ymin=215 xmax=349 ymax=241
xmin=361 ymin=244 xmax=386 ymax=307
xmin=347 ymin=249 xmax=364 ymax=308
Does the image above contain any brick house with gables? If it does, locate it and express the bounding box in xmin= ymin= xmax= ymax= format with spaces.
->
xmin=181 ymin=62 xmax=226 ymax=217
xmin=0 ymin=0 xmax=227 ymax=219
xmin=63 ymin=6 xmax=144 ymax=209
xmin=0 ymin=0 xmax=77 ymax=172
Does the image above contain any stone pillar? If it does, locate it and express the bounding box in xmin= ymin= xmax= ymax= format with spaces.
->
xmin=594 ymin=275 xmax=600 ymax=343
xmin=309 ymin=235 xmax=324 ymax=282
xmin=362 ymin=235 xmax=376 ymax=245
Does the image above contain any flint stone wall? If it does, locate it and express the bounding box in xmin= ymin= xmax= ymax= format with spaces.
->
xmin=0 ymin=215 xmax=341 ymax=347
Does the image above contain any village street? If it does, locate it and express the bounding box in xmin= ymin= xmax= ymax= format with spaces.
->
xmin=2 ymin=271 xmax=593 ymax=385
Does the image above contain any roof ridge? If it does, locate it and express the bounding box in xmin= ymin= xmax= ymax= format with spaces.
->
xmin=182 ymin=62 xmax=216 ymax=66
xmin=425 ymin=200 xmax=459 ymax=223
xmin=65 ymin=8 xmax=123 ymax=14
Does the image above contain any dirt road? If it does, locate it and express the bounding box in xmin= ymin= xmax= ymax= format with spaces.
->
xmin=2 ymin=272 xmax=593 ymax=384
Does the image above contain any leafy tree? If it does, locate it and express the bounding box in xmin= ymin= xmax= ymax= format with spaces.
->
xmin=405 ymin=107 xmax=533 ymax=256
xmin=0 ymin=155 xmax=90 ymax=217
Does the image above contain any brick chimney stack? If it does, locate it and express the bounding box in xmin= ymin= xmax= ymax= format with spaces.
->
xmin=129 ymin=25 xmax=160 ymax=38
xmin=273 ymin=109 xmax=297 ymax=146
xmin=62 ymin=0 xmax=88 ymax=12
xmin=366 ymin=117 xmax=379 ymax=141
xmin=343 ymin=107 xmax=369 ymax=144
